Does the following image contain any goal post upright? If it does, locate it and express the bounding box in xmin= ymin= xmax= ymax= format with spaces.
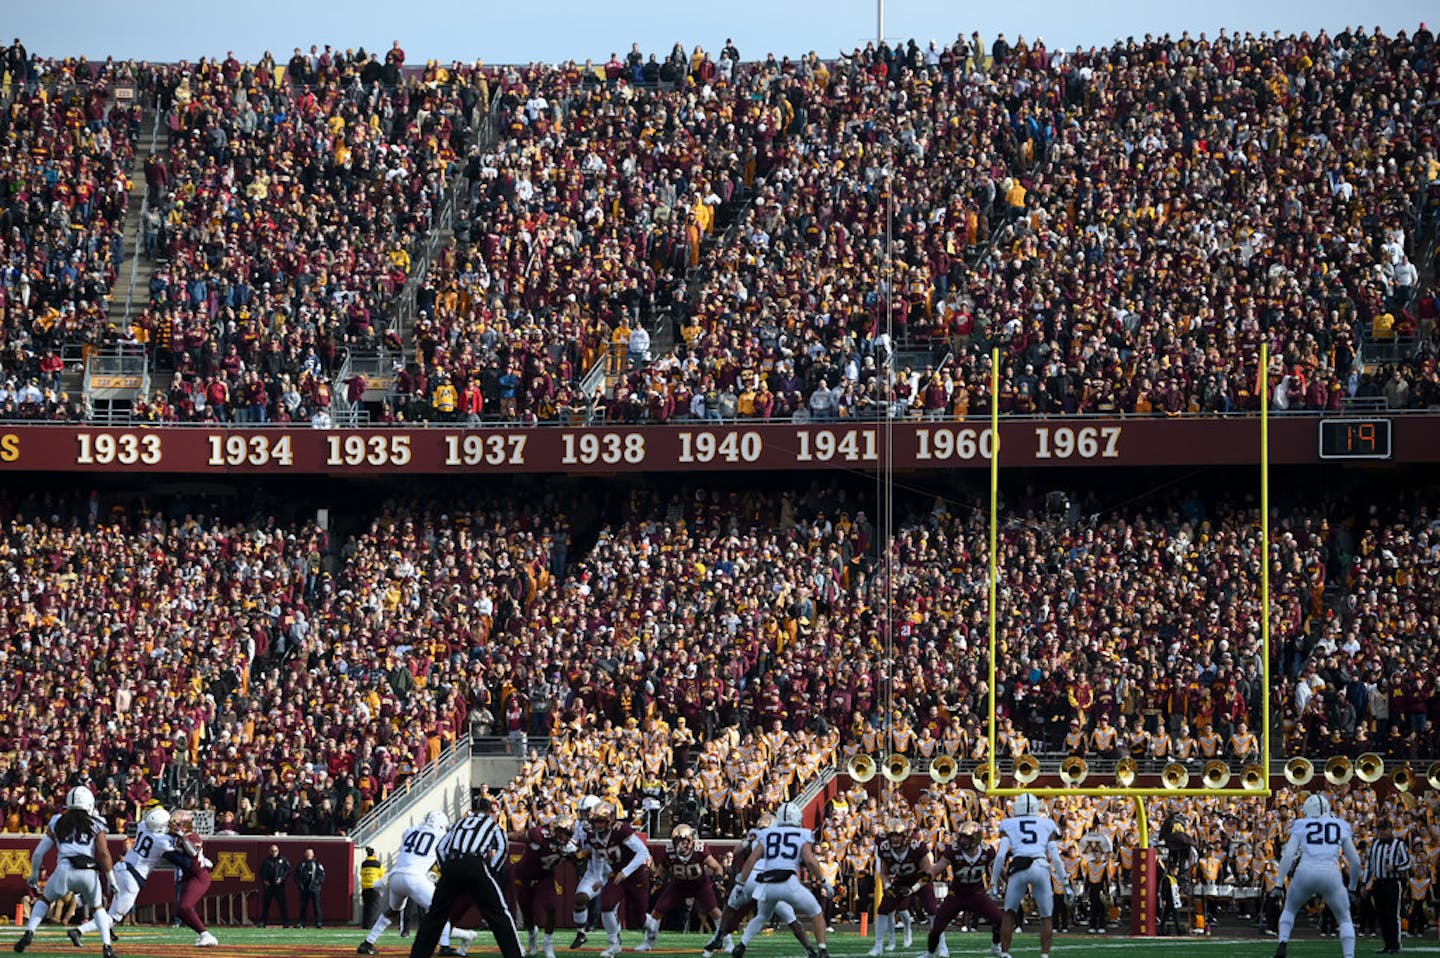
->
xmin=978 ymin=347 xmax=1275 ymax=934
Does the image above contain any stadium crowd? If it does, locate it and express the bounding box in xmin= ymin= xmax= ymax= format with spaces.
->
xmin=1 ymin=25 xmax=1434 ymax=425
xmin=0 ymin=55 xmax=140 ymax=420
xmin=615 ymin=26 xmax=1440 ymax=424
xmin=116 ymin=49 xmax=483 ymax=424
xmin=4 ymin=473 xmax=1435 ymax=842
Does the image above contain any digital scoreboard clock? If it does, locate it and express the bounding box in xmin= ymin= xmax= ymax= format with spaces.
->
xmin=1317 ymin=418 xmax=1392 ymax=460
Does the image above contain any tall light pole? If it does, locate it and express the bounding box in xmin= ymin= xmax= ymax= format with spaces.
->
xmin=877 ymin=0 xmax=885 ymax=46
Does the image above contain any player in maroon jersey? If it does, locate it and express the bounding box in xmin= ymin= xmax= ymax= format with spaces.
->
xmin=573 ymin=801 xmax=652 ymax=958
xmin=162 ymin=811 xmax=219 ymax=948
xmin=508 ymin=814 xmax=578 ymax=958
xmin=639 ymin=824 xmax=723 ymax=951
xmin=869 ymin=819 xmax=936 ymax=956
xmin=923 ymin=822 xmax=1004 ymax=958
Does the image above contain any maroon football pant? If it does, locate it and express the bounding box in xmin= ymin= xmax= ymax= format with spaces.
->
xmin=513 ymin=875 xmax=562 ymax=932
xmin=600 ymin=868 xmax=650 ymax=929
xmin=177 ymin=868 xmax=212 ymax=934
xmin=929 ymin=889 xmax=1003 ymax=951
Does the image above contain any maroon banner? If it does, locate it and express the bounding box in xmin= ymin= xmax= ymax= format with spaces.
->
xmin=0 ymin=835 xmax=352 ymax=926
xmin=0 ymin=415 xmax=1427 ymax=475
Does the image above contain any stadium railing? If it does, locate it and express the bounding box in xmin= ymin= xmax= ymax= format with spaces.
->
xmin=350 ymin=734 xmax=474 ymax=848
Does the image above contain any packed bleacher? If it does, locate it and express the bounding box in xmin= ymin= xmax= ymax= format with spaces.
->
xmin=6 ymin=473 xmax=1435 ymax=841
xmin=0 ymin=56 xmax=140 ymax=420
xmin=115 ymin=51 xmax=484 ymax=423
xmin=1 ymin=25 xmax=1433 ymax=425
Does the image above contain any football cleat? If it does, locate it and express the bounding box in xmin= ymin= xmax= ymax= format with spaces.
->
xmin=546 ymin=946 xmax=558 ymax=958
xmin=570 ymin=931 xmax=588 ymax=950
xmin=599 ymin=943 xmax=622 ymax=958
xmin=730 ymin=944 xmax=746 ymax=958
xmin=868 ymin=943 xmax=884 ymax=957
xmin=357 ymin=944 xmax=378 ymax=955
xmin=13 ymin=930 xmax=34 ymax=953
xmin=67 ymin=928 xmax=83 ymax=948
xmin=196 ymin=932 xmax=219 ymax=947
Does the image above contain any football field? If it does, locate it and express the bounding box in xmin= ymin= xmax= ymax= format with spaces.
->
xmin=0 ymin=928 xmax=1431 ymax=958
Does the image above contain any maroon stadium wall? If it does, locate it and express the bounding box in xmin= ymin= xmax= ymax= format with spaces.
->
xmin=0 ymin=835 xmax=353 ymax=925
xmin=0 ymin=415 xmax=1424 ymax=474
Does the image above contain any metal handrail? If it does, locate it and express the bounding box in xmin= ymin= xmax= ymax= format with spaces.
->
xmin=350 ymin=735 xmax=473 ymax=846
xmin=7 ymin=405 xmax=1440 ymax=429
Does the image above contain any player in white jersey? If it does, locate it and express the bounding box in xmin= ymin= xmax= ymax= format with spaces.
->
xmin=69 ymin=807 xmax=174 ymax=947
xmin=356 ymin=811 xmax=477 ymax=956
xmin=16 ymin=786 xmax=116 ymax=957
xmin=989 ymin=793 xmax=1076 ymax=958
xmin=731 ymin=802 xmax=830 ymax=958
xmin=1273 ymin=793 xmax=1361 ymax=958
xmin=701 ymin=814 xmax=810 ymax=958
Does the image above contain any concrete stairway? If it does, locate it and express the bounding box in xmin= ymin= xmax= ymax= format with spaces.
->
xmin=107 ymin=108 xmax=159 ymax=328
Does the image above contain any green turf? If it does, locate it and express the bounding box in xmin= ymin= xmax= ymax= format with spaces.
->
xmin=0 ymin=927 xmax=1430 ymax=957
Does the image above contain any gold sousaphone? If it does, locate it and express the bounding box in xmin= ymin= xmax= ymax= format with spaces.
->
xmin=1060 ymin=756 xmax=1089 ymax=787
xmin=1015 ymin=754 xmax=1041 ymax=786
xmin=930 ymin=755 xmax=958 ymax=785
xmin=1115 ymin=757 xmax=1138 ymax=788
xmin=846 ymin=754 xmax=877 ymax=783
xmin=1161 ymin=762 xmax=1190 ymax=790
xmin=1355 ymin=752 xmax=1384 ymax=784
xmin=1284 ymin=757 xmax=1315 ymax=787
xmin=1325 ymin=755 xmax=1354 ymax=786
xmin=1202 ymin=760 xmax=1232 ymax=789
xmin=882 ymin=753 xmax=912 ymax=783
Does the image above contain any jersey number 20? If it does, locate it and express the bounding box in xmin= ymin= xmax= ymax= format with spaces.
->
xmin=1303 ymin=822 xmax=1340 ymax=845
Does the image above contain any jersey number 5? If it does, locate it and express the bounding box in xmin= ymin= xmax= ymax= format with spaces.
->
xmin=1019 ymin=821 xmax=1039 ymax=845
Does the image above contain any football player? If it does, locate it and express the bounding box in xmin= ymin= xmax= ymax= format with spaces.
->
xmin=357 ymin=811 xmax=477 ymax=956
xmin=924 ymin=822 xmax=1004 ymax=958
xmin=162 ymin=811 xmax=219 ymax=948
xmin=869 ymin=818 xmax=935 ymax=955
xmin=640 ymin=824 xmax=724 ymax=951
xmin=16 ymin=786 xmax=116 ymax=957
xmin=990 ymin=794 xmax=1076 ymax=958
xmin=509 ymin=814 xmax=579 ymax=958
xmin=70 ymin=806 xmax=174 ymax=947
xmin=1273 ymin=793 xmax=1361 ymax=958
xmin=731 ymin=802 xmax=830 ymax=958
xmin=701 ymin=814 xmax=811 ymax=958
xmin=572 ymin=800 xmax=651 ymax=958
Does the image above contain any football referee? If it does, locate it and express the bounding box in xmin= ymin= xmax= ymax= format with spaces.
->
xmin=410 ymin=799 xmax=523 ymax=958
xmin=1365 ymin=817 xmax=1412 ymax=955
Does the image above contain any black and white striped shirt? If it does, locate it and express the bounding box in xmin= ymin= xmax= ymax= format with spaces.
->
xmin=1365 ymin=838 xmax=1412 ymax=882
xmin=438 ymin=813 xmax=506 ymax=870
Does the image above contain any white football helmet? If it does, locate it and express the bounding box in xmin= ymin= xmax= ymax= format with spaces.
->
xmin=578 ymin=794 xmax=601 ymax=816
xmin=1301 ymin=793 xmax=1332 ymax=819
xmin=1012 ymin=793 xmax=1042 ymax=817
xmin=143 ymin=807 xmax=172 ymax=833
xmin=66 ymin=786 xmax=96 ymax=812
xmin=424 ymin=810 xmax=450 ymax=830
xmin=775 ymin=802 xmax=804 ymax=828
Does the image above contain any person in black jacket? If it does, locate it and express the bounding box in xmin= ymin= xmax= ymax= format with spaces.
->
xmin=257 ymin=845 xmax=291 ymax=927
xmin=294 ymin=848 xmax=326 ymax=928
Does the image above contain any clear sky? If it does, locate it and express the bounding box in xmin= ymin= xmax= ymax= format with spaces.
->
xmin=5 ymin=0 xmax=1429 ymax=66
